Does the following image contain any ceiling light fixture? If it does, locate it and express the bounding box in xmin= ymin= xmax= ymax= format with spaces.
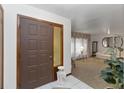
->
xmin=107 ymin=27 xmax=110 ymax=35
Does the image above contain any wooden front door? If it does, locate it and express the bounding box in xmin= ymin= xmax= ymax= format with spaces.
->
xmin=17 ymin=15 xmax=54 ymax=89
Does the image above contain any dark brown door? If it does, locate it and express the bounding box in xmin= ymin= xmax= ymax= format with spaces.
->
xmin=18 ymin=16 xmax=54 ymax=89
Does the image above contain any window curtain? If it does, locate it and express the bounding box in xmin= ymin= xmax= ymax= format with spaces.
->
xmin=75 ymin=38 xmax=83 ymax=57
xmin=71 ymin=32 xmax=91 ymax=59
xmin=71 ymin=38 xmax=75 ymax=57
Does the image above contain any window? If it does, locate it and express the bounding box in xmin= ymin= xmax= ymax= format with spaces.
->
xmin=75 ymin=38 xmax=83 ymax=57
xmin=71 ymin=37 xmax=88 ymax=59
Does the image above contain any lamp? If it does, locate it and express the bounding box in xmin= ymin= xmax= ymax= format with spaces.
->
xmin=106 ymin=24 xmax=110 ymax=35
xmin=80 ymin=46 xmax=84 ymax=54
xmin=107 ymin=28 xmax=110 ymax=35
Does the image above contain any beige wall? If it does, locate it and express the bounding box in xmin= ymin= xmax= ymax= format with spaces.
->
xmin=0 ymin=7 xmax=3 ymax=88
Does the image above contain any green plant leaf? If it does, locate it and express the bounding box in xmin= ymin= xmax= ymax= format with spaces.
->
xmin=100 ymin=47 xmax=124 ymax=88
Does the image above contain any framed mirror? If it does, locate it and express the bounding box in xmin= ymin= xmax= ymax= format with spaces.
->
xmin=102 ymin=37 xmax=114 ymax=48
xmin=102 ymin=36 xmax=123 ymax=48
xmin=102 ymin=37 xmax=108 ymax=47
xmin=114 ymin=36 xmax=123 ymax=48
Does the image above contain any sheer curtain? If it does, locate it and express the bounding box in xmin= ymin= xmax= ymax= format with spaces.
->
xmin=71 ymin=38 xmax=75 ymax=58
xmin=82 ymin=39 xmax=88 ymax=56
xmin=71 ymin=37 xmax=88 ymax=59
xmin=75 ymin=38 xmax=83 ymax=57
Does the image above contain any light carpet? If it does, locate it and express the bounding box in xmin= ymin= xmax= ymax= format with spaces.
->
xmin=72 ymin=57 xmax=113 ymax=89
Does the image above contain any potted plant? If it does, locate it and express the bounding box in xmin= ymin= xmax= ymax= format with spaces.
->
xmin=118 ymin=47 xmax=124 ymax=59
xmin=100 ymin=47 xmax=124 ymax=89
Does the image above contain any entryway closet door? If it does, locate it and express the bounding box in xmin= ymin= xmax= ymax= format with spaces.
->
xmin=18 ymin=16 xmax=54 ymax=89
xmin=0 ymin=5 xmax=3 ymax=89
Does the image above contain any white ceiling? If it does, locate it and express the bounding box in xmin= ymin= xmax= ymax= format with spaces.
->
xmin=30 ymin=4 xmax=124 ymax=34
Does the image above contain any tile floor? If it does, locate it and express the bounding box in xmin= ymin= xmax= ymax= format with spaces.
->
xmin=37 ymin=75 xmax=93 ymax=89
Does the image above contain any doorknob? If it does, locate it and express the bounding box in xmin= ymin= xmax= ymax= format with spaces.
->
xmin=49 ymin=56 xmax=52 ymax=58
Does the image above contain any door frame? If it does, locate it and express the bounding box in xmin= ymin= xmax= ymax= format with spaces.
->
xmin=53 ymin=25 xmax=63 ymax=80
xmin=17 ymin=15 xmax=63 ymax=88
xmin=0 ymin=5 xmax=4 ymax=89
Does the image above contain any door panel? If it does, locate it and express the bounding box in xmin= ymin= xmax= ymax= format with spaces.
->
xmin=53 ymin=26 xmax=63 ymax=67
xmin=18 ymin=16 xmax=53 ymax=89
